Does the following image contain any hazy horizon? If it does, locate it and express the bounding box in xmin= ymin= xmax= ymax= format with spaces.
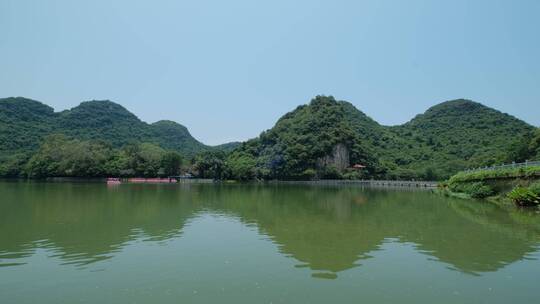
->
xmin=2 ymin=0 xmax=539 ymax=144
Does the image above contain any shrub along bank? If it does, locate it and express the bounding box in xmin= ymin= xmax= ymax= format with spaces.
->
xmin=440 ymin=166 xmax=540 ymax=207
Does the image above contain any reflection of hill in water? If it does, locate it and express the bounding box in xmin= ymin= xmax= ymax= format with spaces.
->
xmin=1 ymin=182 xmax=540 ymax=276
xmin=201 ymin=185 xmax=540 ymax=276
xmin=0 ymin=182 xmax=201 ymax=266
xmin=199 ymin=186 xmax=386 ymax=273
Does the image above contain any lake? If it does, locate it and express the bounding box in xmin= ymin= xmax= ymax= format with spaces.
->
xmin=1 ymin=181 xmax=540 ymax=304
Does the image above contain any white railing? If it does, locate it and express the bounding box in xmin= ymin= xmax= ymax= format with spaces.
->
xmin=465 ymin=160 xmax=540 ymax=173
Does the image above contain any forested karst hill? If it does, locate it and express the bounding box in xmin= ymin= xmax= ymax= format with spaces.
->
xmin=226 ymin=97 xmax=382 ymax=180
xmin=0 ymin=97 xmax=231 ymax=176
xmin=0 ymin=96 xmax=537 ymax=179
xmin=226 ymin=96 xmax=536 ymax=180
xmin=385 ymin=99 xmax=536 ymax=178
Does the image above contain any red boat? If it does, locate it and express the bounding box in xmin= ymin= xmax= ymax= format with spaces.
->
xmin=127 ymin=178 xmax=175 ymax=183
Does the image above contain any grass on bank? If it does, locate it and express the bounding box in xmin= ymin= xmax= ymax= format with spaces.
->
xmin=440 ymin=166 xmax=540 ymax=207
xmin=448 ymin=165 xmax=540 ymax=183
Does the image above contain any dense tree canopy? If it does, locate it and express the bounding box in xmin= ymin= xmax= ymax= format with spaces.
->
xmin=226 ymin=96 xmax=379 ymax=180
xmin=1 ymin=96 xmax=537 ymax=180
xmin=161 ymin=151 xmax=183 ymax=177
xmin=0 ymin=97 xmax=238 ymax=176
xmin=382 ymin=99 xmax=535 ymax=179
xmin=193 ymin=150 xmax=228 ymax=179
xmin=23 ymin=135 xmax=181 ymax=178
xmin=527 ymin=128 xmax=540 ymax=161
xmin=225 ymin=96 xmax=536 ymax=181
xmin=25 ymin=134 xmax=114 ymax=178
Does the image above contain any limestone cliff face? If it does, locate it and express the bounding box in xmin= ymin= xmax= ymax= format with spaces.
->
xmin=317 ymin=143 xmax=350 ymax=171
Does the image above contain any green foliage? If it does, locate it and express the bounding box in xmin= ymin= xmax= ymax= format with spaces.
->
xmin=25 ymin=134 xmax=115 ymax=177
xmin=0 ymin=97 xmax=226 ymax=162
xmin=0 ymin=98 xmax=55 ymax=176
xmin=468 ymin=183 xmax=495 ymax=199
xmin=342 ymin=170 xmax=361 ymax=180
xmin=528 ymin=128 xmax=540 ymax=160
xmin=319 ymin=166 xmax=342 ymax=179
xmin=149 ymin=120 xmax=207 ymax=156
xmin=1 ymin=96 xmax=536 ymax=180
xmin=507 ymin=187 xmax=540 ymax=206
xmin=212 ymin=142 xmax=241 ymax=153
xmin=0 ymin=97 xmax=244 ymax=178
xmin=448 ymin=182 xmax=495 ymax=199
xmin=446 ymin=167 xmax=540 ymax=201
xmin=161 ymin=152 xmax=183 ymax=176
xmin=386 ymin=99 xmax=534 ymax=179
xmin=0 ymin=153 xmax=31 ymax=177
xmin=0 ymin=98 xmax=55 ymax=153
xmin=224 ymin=97 xmax=534 ymax=181
xmin=529 ymin=181 xmax=540 ymax=196
xmin=23 ymin=135 xmax=183 ymax=178
xmin=227 ymin=152 xmax=257 ymax=180
xmin=300 ymin=168 xmax=318 ymax=180
xmin=423 ymin=167 xmax=437 ymax=180
xmin=226 ymin=96 xmax=380 ymax=180
xmin=194 ymin=150 xmax=227 ymax=179
xmin=449 ymin=166 xmax=540 ymax=184
xmin=135 ymin=143 xmax=167 ymax=176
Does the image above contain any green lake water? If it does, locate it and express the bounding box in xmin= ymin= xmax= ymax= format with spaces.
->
xmin=1 ymin=181 xmax=540 ymax=304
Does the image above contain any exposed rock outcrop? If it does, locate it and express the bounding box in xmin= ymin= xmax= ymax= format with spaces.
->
xmin=317 ymin=143 xmax=350 ymax=171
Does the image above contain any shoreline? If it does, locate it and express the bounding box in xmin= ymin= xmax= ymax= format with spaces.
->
xmin=0 ymin=177 xmax=438 ymax=187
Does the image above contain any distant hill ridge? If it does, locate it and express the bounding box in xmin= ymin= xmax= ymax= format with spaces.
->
xmin=0 ymin=97 xmax=237 ymax=158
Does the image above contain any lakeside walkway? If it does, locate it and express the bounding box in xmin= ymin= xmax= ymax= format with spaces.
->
xmin=270 ymin=179 xmax=438 ymax=188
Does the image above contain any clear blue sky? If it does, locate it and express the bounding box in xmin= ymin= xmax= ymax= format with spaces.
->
xmin=1 ymin=0 xmax=539 ymax=145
